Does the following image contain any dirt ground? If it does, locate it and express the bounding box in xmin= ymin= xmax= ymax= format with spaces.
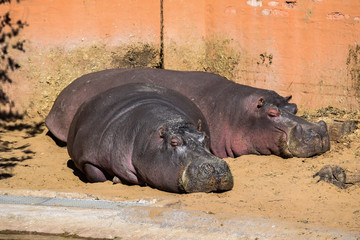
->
xmin=0 ymin=108 xmax=360 ymax=235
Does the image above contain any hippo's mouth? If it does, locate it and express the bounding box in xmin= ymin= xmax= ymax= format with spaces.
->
xmin=180 ymin=159 xmax=233 ymax=193
xmin=275 ymin=127 xmax=294 ymax=158
xmin=285 ymin=122 xmax=330 ymax=158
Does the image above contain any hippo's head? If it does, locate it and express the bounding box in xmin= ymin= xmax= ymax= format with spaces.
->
xmin=232 ymin=95 xmax=330 ymax=158
xmin=140 ymin=122 xmax=233 ymax=193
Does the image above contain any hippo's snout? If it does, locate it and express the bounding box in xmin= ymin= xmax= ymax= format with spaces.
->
xmin=287 ymin=120 xmax=330 ymax=158
xmin=180 ymin=156 xmax=233 ymax=193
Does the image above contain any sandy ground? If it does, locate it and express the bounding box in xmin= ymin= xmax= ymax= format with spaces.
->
xmin=0 ymin=113 xmax=360 ymax=237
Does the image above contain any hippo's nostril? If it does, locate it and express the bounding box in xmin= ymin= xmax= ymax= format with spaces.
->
xmin=317 ymin=120 xmax=328 ymax=133
xmin=201 ymin=163 xmax=215 ymax=175
xmin=317 ymin=120 xmax=326 ymax=126
xmin=310 ymin=130 xmax=319 ymax=138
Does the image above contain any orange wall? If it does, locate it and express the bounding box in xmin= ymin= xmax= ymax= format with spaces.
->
xmin=10 ymin=0 xmax=161 ymax=46
xmin=164 ymin=0 xmax=360 ymax=110
xmin=2 ymin=0 xmax=360 ymax=114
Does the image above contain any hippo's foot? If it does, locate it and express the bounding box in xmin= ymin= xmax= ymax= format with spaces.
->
xmin=313 ymin=165 xmax=347 ymax=189
xmin=83 ymin=163 xmax=107 ymax=183
xmin=112 ymin=176 xmax=122 ymax=184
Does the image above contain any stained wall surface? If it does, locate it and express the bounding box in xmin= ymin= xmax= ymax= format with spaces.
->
xmin=1 ymin=0 xmax=360 ymax=117
xmin=163 ymin=0 xmax=360 ymax=110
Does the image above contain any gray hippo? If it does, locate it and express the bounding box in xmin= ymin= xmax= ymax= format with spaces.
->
xmin=67 ymin=83 xmax=233 ymax=193
xmin=47 ymin=68 xmax=330 ymax=158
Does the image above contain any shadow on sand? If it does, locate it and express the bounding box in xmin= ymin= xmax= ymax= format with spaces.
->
xmin=0 ymin=121 xmax=44 ymax=180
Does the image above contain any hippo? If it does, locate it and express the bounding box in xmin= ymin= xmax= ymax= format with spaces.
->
xmin=46 ymin=68 xmax=330 ymax=158
xmin=67 ymin=83 xmax=233 ymax=193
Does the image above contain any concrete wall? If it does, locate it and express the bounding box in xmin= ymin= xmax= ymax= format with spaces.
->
xmin=163 ymin=0 xmax=360 ymax=110
xmin=1 ymin=0 xmax=360 ymax=118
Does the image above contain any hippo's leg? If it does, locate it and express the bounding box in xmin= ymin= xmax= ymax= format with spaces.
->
xmin=83 ymin=163 xmax=107 ymax=182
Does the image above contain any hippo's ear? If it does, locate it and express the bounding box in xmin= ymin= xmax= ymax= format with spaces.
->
xmin=159 ymin=127 xmax=165 ymax=138
xmin=257 ymin=97 xmax=265 ymax=108
xmin=284 ymin=95 xmax=292 ymax=102
xmin=197 ymin=119 xmax=202 ymax=132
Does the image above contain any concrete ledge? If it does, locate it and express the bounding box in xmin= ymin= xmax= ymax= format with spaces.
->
xmin=0 ymin=194 xmax=359 ymax=239
xmin=0 ymin=194 xmax=153 ymax=210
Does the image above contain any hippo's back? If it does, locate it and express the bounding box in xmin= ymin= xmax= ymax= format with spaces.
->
xmin=45 ymin=68 xmax=225 ymax=142
xmin=67 ymin=82 xmax=210 ymax=155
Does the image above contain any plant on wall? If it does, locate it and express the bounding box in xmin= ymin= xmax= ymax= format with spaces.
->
xmin=0 ymin=0 xmax=27 ymax=119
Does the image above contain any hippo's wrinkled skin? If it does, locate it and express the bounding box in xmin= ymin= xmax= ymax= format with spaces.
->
xmin=47 ymin=68 xmax=330 ymax=158
xmin=67 ymin=83 xmax=233 ymax=193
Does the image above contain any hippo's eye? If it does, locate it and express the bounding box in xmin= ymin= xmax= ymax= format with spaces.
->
xmin=268 ymin=108 xmax=280 ymax=117
xmin=170 ymin=138 xmax=183 ymax=147
xmin=158 ymin=128 xmax=165 ymax=138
